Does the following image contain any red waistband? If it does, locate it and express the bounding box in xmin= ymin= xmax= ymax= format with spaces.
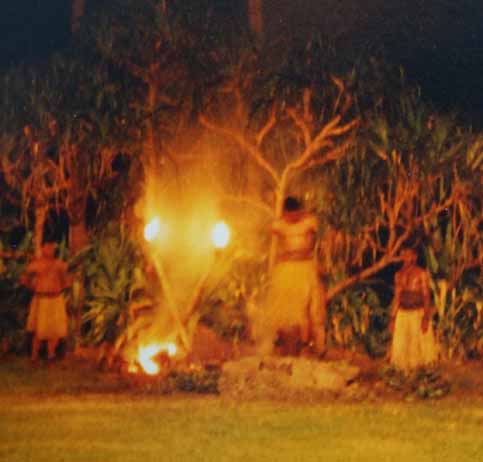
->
xmin=34 ymin=291 xmax=62 ymax=298
xmin=398 ymin=305 xmax=424 ymax=311
xmin=277 ymin=251 xmax=314 ymax=263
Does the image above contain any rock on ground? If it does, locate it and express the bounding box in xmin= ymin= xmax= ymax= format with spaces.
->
xmin=219 ymin=356 xmax=360 ymax=399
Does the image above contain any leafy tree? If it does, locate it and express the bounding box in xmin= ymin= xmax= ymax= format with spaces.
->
xmin=199 ymin=38 xmax=359 ymax=268
xmin=320 ymin=81 xmax=482 ymax=354
xmin=0 ymin=55 xmax=135 ymax=254
xmin=81 ymin=0 xmax=239 ymax=197
xmin=0 ymin=53 xmax=140 ymax=347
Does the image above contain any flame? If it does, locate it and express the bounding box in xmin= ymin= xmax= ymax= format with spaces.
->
xmin=211 ymin=221 xmax=230 ymax=249
xmin=144 ymin=217 xmax=168 ymax=243
xmin=137 ymin=342 xmax=177 ymax=375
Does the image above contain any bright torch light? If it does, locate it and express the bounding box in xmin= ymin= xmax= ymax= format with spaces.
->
xmin=144 ymin=217 xmax=160 ymax=242
xmin=144 ymin=217 xmax=168 ymax=243
xmin=211 ymin=221 xmax=230 ymax=249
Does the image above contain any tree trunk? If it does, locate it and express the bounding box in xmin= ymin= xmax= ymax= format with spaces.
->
xmin=143 ymin=82 xmax=161 ymax=206
xmin=247 ymin=0 xmax=263 ymax=44
xmin=33 ymin=204 xmax=48 ymax=257
xmin=145 ymin=83 xmax=158 ymax=173
xmin=268 ymin=184 xmax=285 ymax=272
xmin=71 ymin=0 xmax=85 ymax=34
xmin=69 ymin=219 xmax=89 ymax=256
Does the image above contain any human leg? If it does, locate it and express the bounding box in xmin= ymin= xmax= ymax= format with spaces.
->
xmin=256 ymin=330 xmax=276 ymax=356
xmin=47 ymin=337 xmax=59 ymax=360
xmin=31 ymin=335 xmax=41 ymax=361
xmin=277 ymin=326 xmax=304 ymax=356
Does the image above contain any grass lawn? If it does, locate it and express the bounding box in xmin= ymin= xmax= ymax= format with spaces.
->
xmin=1 ymin=357 xmax=482 ymax=462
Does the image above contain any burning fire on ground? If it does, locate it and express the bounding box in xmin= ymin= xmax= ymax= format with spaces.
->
xmin=129 ymin=342 xmax=178 ymax=375
xmin=128 ymin=203 xmax=231 ymax=376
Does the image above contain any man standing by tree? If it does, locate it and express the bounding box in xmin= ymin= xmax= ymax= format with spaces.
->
xmin=389 ymin=248 xmax=439 ymax=372
xmin=255 ymin=196 xmax=326 ymax=356
xmin=21 ymin=241 xmax=71 ymax=363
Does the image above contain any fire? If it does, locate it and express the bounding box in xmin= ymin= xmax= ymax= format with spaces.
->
xmin=144 ymin=215 xmax=230 ymax=251
xmin=144 ymin=217 xmax=168 ymax=243
xmin=211 ymin=221 xmax=230 ymax=249
xmin=137 ymin=342 xmax=178 ymax=375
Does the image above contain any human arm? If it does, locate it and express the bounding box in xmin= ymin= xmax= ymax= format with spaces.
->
xmin=19 ymin=272 xmax=33 ymax=289
xmin=420 ymin=270 xmax=432 ymax=333
xmin=19 ymin=260 xmax=38 ymax=290
xmin=58 ymin=261 xmax=72 ymax=291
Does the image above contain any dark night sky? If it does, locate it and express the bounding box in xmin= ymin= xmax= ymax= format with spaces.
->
xmin=1 ymin=0 xmax=483 ymax=124
xmin=0 ymin=1 xmax=70 ymax=66
xmin=263 ymin=0 xmax=483 ymax=122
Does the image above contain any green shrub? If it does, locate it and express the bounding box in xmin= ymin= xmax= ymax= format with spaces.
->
xmin=0 ymin=233 xmax=33 ymax=352
xmin=380 ymin=365 xmax=451 ymax=400
xmin=328 ymin=285 xmax=388 ymax=356
xmin=81 ymin=224 xmax=147 ymax=346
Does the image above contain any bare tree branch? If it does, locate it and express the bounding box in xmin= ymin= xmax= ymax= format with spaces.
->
xmin=199 ymin=114 xmax=280 ymax=184
xmin=287 ymin=107 xmax=311 ymax=147
xmin=289 ymin=117 xmax=359 ymax=172
xmin=299 ymin=138 xmax=354 ymax=172
xmin=327 ymin=252 xmax=401 ymax=301
xmin=256 ymin=104 xmax=277 ymax=148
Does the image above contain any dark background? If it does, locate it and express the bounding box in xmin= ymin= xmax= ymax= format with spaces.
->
xmin=1 ymin=1 xmax=483 ymax=123
xmin=0 ymin=1 xmax=70 ymax=67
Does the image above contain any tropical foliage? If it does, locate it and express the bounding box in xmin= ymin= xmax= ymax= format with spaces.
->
xmin=0 ymin=0 xmax=481 ymax=361
xmin=0 ymin=233 xmax=33 ymax=352
xmin=81 ymin=225 xmax=145 ymax=346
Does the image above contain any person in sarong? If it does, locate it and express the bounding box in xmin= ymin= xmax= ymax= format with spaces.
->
xmin=256 ymin=196 xmax=326 ymax=356
xmin=389 ymin=248 xmax=438 ymax=372
xmin=21 ymin=242 xmax=71 ymax=362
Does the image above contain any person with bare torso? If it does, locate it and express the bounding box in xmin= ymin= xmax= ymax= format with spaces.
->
xmin=21 ymin=242 xmax=70 ymax=362
xmin=390 ymin=248 xmax=438 ymax=372
xmin=255 ymin=196 xmax=326 ymax=356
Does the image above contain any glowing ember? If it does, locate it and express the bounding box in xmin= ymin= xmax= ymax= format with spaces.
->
xmin=137 ymin=342 xmax=177 ymax=375
xmin=211 ymin=221 xmax=230 ymax=249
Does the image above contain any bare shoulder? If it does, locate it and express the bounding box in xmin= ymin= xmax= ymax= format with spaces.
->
xmin=26 ymin=258 xmax=42 ymax=272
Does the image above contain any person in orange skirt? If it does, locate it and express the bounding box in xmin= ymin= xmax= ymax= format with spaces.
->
xmin=21 ymin=242 xmax=71 ymax=362
xmin=389 ymin=248 xmax=439 ymax=373
xmin=255 ymin=196 xmax=326 ymax=357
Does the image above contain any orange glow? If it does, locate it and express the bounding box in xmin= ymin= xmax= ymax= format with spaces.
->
xmin=128 ymin=363 xmax=139 ymax=374
xmin=137 ymin=342 xmax=177 ymax=375
xmin=211 ymin=221 xmax=230 ymax=248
